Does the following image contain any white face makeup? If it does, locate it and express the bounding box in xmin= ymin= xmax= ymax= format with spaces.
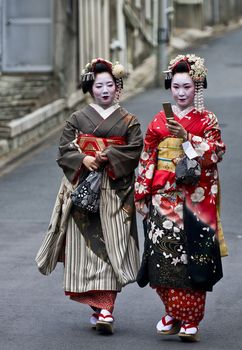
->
xmin=92 ymin=72 xmax=117 ymax=109
xmin=171 ymin=73 xmax=195 ymax=110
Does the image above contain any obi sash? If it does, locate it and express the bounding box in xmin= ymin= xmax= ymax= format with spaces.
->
xmin=75 ymin=133 xmax=126 ymax=156
xmin=157 ymin=137 xmax=184 ymax=172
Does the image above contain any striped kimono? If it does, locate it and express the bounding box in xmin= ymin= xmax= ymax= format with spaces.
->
xmin=36 ymin=103 xmax=143 ymax=310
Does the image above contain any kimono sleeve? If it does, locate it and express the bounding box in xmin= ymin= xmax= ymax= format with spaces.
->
xmin=134 ymin=119 xmax=160 ymax=201
xmin=56 ymin=113 xmax=86 ymax=183
xmin=188 ymin=112 xmax=226 ymax=169
xmin=104 ymin=116 xmax=143 ymax=179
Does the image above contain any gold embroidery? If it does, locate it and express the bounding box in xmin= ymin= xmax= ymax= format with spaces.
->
xmin=157 ymin=137 xmax=184 ymax=172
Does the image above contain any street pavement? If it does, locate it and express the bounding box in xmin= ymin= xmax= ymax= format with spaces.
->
xmin=1 ymin=26 xmax=242 ymax=350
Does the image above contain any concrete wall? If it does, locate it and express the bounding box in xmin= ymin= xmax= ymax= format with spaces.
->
xmin=218 ymin=0 xmax=242 ymax=25
xmin=174 ymin=0 xmax=204 ymax=29
xmin=123 ymin=0 xmax=156 ymax=68
xmin=53 ymin=0 xmax=79 ymax=98
xmin=0 ymin=0 xmax=2 ymax=71
xmin=174 ymin=0 xmax=242 ymax=29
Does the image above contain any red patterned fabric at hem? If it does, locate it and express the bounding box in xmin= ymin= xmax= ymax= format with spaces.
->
xmin=156 ymin=286 xmax=206 ymax=324
xmin=65 ymin=290 xmax=117 ymax=313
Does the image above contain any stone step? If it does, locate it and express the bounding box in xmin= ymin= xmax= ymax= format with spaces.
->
xmin=0 ymin=73 xmax=59 ymax=123
xmin=0 ymin=99 xmax=36 ymax=107
xmin=0 ymin=109 xmax=32 ymax=121
xmin=0 ymin=83 xmax=57 ymax=95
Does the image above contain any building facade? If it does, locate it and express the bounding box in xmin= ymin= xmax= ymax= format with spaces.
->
xmin=0 ymin=0 xmax=241 ymax=160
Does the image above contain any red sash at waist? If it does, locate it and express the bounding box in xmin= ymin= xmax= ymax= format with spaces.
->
xmin=76 ymin=134 xmax=126 ymax=156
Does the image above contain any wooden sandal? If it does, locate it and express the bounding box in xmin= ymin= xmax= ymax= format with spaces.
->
xmin=157 ymin=315 xmax=181 ymax=335
xmin=90 ymin=312 xmax=99 ymax=329
xmin=178 ymin=323 xmax=200 ymax=342
xmin=96 ymin=310 xmax=114 ymax=335
xmin=96 ymin=320 xmax=114 ymax=335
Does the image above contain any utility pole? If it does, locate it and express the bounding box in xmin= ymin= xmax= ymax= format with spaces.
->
xmin=156 ymin=0 xmax=169 ymax=87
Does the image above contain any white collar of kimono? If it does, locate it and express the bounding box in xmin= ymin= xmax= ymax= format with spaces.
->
xmin=172 ymin=105 xmax=195 ymax=119
xmin=90 ymin=103 xmax=120 ymax=119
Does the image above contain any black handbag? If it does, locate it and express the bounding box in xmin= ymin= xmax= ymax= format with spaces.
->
xmin=71 ymin=171 xmax=102 ymax=212
xmin=175 ymin=156 xmax=201 ymax=186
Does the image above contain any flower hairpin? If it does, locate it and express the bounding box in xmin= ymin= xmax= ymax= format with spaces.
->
xmin=81 ymin=58 xmax=126 ymax=82
xmin=168 ymin=54 xmax=207 ymax=83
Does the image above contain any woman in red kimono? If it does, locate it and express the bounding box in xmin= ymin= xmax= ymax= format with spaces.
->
xmin=36 ymin=58 xmax=143 ymax=334
xmin=135 ymin=54 xmax=226 ymax=342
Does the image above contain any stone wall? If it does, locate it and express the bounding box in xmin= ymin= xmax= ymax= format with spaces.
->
xmin=0 ymin=90 xmax=85 ymax=166
xmin=0 ymin=75 xmax=59 ymax=126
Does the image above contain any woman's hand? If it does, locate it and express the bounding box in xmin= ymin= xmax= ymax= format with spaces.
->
xmin=135 ymin=199 xmax=148 ymax=217
xmin=82 ymin=155 xmax=99 ymax=171
xmin=95 ymin=151 xmax=108 ymax=164
xmin=166 ymin=120 xmax=187 ymax=140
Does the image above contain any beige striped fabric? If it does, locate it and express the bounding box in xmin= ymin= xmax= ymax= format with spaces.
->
xmin=64 ymin=171 xmax=140 ymax=293
xmin=35 ymin=177 xmax=76 ymax=275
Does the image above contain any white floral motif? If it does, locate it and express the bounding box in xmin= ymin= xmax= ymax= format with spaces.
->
xmin=211 ymin=184 xmax=218 ymax=195
xmin=135 ymin=182 xmax=147 ymax=194
xmin=151 ymin=221 xmax=156 ymax=231
xmin=163 ymin=252 xmax=172 ymax=259
xmin=141 ymin=151 xmax=149 ymax=161
xmin=174 ymin=203 xmax=183 ymax=219
xmin=177 ymin=245 xmax=184 ymax=252
xmin=145 ymin=164 xmax=155 ymax=179
xmin=138 ymin=163 xmax=145 ymax=174
xmin=171 ymin=257 xmax=180 ymax=266
xmin=181 ymin=254 xmax=188 ymax=264
xmin=192 ymin=135 xmax=202 ymax=143
xmin=194 ymin=141 xmax=209 ymax=156
xmin=162 ymin=220 xmax=173 ymax=230
xmin=191 ymin=187 xmax=205 ymax=203
xmin=155 ymin=228 xmax=164 ymax=237
xmin=148 ymin=230 xmax=152 ymax=240
xmin=152 ymin=233 xmax=158 ymax=244
xmin=153 ymin=194 xmax=162 ymax=205
xmin=211 ymin=153 xmax=218 ymax=163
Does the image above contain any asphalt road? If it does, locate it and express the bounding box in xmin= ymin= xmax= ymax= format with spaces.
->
xmin=1 ymin=27 xmax=242 ymax=350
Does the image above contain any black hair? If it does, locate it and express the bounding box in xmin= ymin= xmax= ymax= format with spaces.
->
xmin=80 ymin=62 xmax=120 ymax=95
xmin=164 ymin=61 xmax=207 ymax=89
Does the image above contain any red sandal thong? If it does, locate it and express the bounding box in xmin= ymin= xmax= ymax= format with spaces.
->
xmin=156 ymin=315 xmax=181 ymax=335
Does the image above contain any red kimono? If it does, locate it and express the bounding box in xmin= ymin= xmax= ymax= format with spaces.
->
xmin=135 ymin=106 xmax=226 ymax=323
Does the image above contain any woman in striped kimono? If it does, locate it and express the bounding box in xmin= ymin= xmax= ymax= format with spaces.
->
xmin=135 ymin=54 xmax=226 ymax=342
xmin=36 ymin=58 xmax=143 ymax=334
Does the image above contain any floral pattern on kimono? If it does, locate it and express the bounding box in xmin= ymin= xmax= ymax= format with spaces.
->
xmin=135 ymin=107 xmax=226 ymax=291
